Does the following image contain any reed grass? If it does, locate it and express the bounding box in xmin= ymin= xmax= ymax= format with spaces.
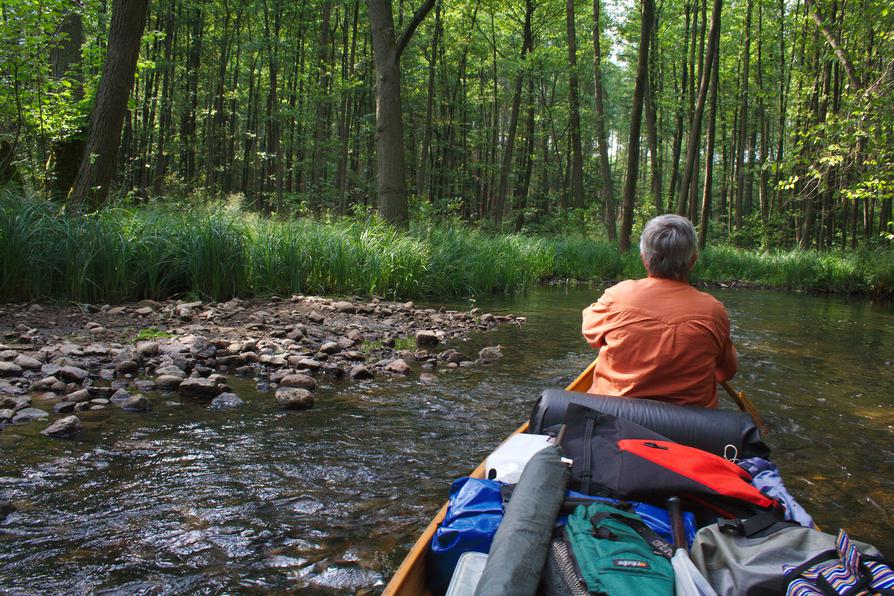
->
xmin=1 ymin=192 xmax=891 ymax=302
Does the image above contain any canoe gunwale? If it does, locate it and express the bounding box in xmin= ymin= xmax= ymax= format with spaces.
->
xmin=381 ymin=359 xmax=597 ymax=595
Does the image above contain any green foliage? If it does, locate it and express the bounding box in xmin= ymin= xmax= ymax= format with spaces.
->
xmin=2 ymin=192 xmax=893 ymax=302
xmin=134 ymin=327 xmax=174 ymax=341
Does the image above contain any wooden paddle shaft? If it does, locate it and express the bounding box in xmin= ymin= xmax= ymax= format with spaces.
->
xmin=720 ymin=380 xmax=769 ymax=436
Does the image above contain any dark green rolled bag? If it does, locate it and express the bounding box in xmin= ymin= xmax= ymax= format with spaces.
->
xmin=474 ymin=444 xmax=569 ymax=596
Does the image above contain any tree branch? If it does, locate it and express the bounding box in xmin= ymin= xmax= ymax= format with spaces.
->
xmin=804 ymin=0 xmax=861 ymax=90
xmin=395 ymin=0 xmax=436 ymax=62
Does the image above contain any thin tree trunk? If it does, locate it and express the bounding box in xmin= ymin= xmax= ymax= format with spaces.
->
xmin=493 ymin=0 xmax=533 ymax=225
xmin=592 ymin=0 xmax=617 ymax=241
xmin=619 ymin=0 xmax=655 ymax=252
xmin=677 ymin=0 xmax=722 ymax=213
xmin=566 ymin=0 xmax=584 ymax=209
xmin=416 ymin=0 xmax=441 ymax=199
xmin=698 ymin=47 xmax=720 ymax=249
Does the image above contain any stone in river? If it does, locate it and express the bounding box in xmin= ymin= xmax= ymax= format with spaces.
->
xmin=438 ymin=349 xmax=470 ymax=364
xmin=155 ymin=375 xmax=183 ymax=390
xmin=349 ymin=365 xmax=374 ymax=381
xmin=155 ymin=365 xmax=186 ymax=378
xmin=136 ymin=341 xmax=160 ymax=357
xmin=333 ymin=301 xmax=356 ymax=313
xmin=110 ymin=389 xmax=132 ymax=403
xmin=320 ymin=341 xmax=340 ymax=355
xmin=121 ymin=394 xmax=152 ymax=412
xmin=415 ymin=330 xmax=440 ymax=349
xmin=322 ymin=364 xmax=345 ymax=379
xmin=478 ymin=346 xmax=503 ymax=363
xmin=419 ymin=372 xmax=439 ymax=383
xmin=63 ymin=389 xmax=91 ymax=403
xmin=0 ymin=501 xmax=16 ymax=521
xmin=295 ymin=358 xmax=323 ymax=371
xmin=178 ymin=377 xmax=222 ymax=398
xmin=30 ymin=376 xmax=61 ymax=391
xmin=0 ymin=408 xmax=13 ymax=422
xmin=385 ymin=359 xmax=411 ymax=375
xmin=57 ymin=366 xmax=89 ymax=382
xmin=0 ymin=361 xmax=23 ymax=377
xmin=12 ymin=407 xmax=49 ymax=423
xmin=53 ymin=401 xmax=77 ymax=414
xmin=42 ymin=415 xmax=82 ymax=439
xmin=210 ymin=392 xmax=245 ymax=409
xmin=115 ymin=360 xmax=139 ymax=375
xmin=13 ymin=354 xmax=41 ymax=370
xmin=280 ymin=374 xmax=317 ymax=391
xmin=275 ymin=387 xmax=314 ymax=410
xmin=134 ymin=379 xmax=157 ymax=392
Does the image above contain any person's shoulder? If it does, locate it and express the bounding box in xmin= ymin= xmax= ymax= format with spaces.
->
xmin=687 ymin=285 xmax=729 ymax=317
xmin=599 ymin=279 xmax=639 ymax=303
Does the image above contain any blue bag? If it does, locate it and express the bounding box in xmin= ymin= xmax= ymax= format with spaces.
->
xmin=429 ymin=477 xmax=503 ymax=594
xmin=428 ymin=479 xmax=698 ymax=594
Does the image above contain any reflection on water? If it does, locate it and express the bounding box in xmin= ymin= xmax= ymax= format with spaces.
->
xmin=1 ymin=287 xmax=892 ymax=593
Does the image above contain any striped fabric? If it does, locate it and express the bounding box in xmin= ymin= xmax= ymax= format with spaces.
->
xmin=785 ymin=530 xmax=894 ymax=596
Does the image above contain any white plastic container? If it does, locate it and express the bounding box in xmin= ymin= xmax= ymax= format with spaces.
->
xmin=485 ymin=433 xmax=553 ymax=483
xmin=445 ymin=551 xmax=488 ymax=596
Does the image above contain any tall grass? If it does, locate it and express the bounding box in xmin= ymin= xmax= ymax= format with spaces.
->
xmin=1 ymin=192 xmax=892 ymax=302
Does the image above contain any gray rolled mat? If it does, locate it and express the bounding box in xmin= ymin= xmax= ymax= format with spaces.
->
xmin=474 ymin=444 xmax=570 ymax=596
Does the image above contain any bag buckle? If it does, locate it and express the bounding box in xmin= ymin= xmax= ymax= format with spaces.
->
xmin=718 ymin=518 xmax=744 ymax=535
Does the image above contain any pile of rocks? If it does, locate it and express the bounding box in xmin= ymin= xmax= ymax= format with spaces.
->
xmin=0 ymin=295 xmax=520 ymax=437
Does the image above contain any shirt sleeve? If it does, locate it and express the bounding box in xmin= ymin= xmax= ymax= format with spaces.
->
xmin=582 ymin=290 xmax=617 ymax=349
xmin=715 ymin=308 xmax=738 ymax=382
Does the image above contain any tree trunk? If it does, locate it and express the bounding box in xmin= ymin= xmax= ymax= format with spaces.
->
xmin=493 ymin=0 xmax=533 ymax=225
xmin=644 ymin=22 xmax=662 ymax=215
xmin=733 ymin=0 xmax=752 ymax=230
xmin=619 ymin=0 xmax=654 ymax=252
xmin=592 ymin=0 xmax=617 ymax=241
xmin=698 ymin=47 xmax=720 ymax=249
xmin=566 ymin=0 xmax=584 ymax=209
xmin=677 ymin=0 xmax=722 ymax=214
xmin=366 ymin=0 xmax=435 ymax=226
xmin=312 ymin=1 xmax=334 ymax=191
xmin=416 ymin=0 xmax=441 ymax=200
xmin=69 ymin=0 xmax=150 ymax=209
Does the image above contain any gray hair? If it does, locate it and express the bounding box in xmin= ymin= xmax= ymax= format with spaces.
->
xmin=639 ymin=214 xmax=698 ymax=280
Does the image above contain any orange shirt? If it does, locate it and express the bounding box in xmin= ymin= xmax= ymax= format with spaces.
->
xmin=581 ymin=277 xmax=737 ymax=408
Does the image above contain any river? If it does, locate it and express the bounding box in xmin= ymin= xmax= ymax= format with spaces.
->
xmin=1 ymin=287 xmax=892 ymax=593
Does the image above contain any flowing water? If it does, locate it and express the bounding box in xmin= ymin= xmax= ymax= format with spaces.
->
xmin=1 ymin=287 xmax=893 ymax=594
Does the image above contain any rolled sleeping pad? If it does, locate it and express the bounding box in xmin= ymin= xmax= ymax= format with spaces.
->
xmin=529 ymin=389 xmax=769 ymax=460
xmin=474 ymin=444 xmax=569 ymax=596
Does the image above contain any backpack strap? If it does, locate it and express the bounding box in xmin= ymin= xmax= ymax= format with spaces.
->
xmin=589 ymin=512 xmax=675 ymax=560
xmin=580 ymin=416 xmax=595 ymax=494
xmin=717 ymin=509 xmax=792 ymax=538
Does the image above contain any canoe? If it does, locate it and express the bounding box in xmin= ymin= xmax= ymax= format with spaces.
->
xmin=382 ymin=361 xmax=597 ymax=596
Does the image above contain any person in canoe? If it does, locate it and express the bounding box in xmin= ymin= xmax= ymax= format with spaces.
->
xmin=582 ymin=214 xmax=737 ymax=408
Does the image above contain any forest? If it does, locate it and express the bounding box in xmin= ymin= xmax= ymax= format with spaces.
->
xmin=1 ymin=0 xmax=893 ymax=300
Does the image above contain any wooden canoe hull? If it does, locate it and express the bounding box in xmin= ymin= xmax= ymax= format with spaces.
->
xmin=382 ymin=360 xmax=597 ymax=595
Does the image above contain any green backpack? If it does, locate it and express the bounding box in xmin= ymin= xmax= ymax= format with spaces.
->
xmin=543 ymin=502 xmax=676 ymax=596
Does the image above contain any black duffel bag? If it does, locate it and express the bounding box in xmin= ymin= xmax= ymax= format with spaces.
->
xmin=529 ymin=389 xmax=769 ymax=460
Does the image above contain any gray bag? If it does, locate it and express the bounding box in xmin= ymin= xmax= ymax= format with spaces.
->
xmin=689 ymin=522 xmax=882 ymax=596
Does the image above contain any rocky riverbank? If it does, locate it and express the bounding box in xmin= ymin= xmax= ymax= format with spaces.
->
xmin=0 ymin=295 xmax=523 ymax=438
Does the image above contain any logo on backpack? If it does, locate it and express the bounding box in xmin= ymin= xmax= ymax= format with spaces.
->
xmin=613 ymin=559 xmax=651 ymax=569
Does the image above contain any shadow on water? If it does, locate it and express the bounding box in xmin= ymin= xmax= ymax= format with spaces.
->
xmin=1 ymin=286 xmax=892 ymax=593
